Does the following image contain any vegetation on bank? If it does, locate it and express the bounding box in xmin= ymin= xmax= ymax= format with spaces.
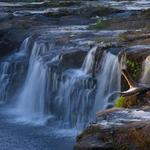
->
xmin=115 ymin=96 xmax=125 ymax=107
xmin=126 ymin=59 xmax=141 ymax=79
xmin=115 ymin=94 xmax=142 ymax=108
xmin=88 ymin=20 xmax=109 ymax=30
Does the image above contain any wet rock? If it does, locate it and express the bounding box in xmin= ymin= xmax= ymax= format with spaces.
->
xmin=74 ymin=136 xmax=112 ymax=150
xmin=120 ymin=43 xmax=150 ymax=81
xmin=44 ymin=5 xmax=121 ymax=18
xmin=145 ymin=91 xmax=150 ymax=98
xmin=0 ymin=27 xmax=29 ymax=57
xmin=59 ymin=50 xmax=87 ymax=71
xmin=118 ymin=31 xmax=150 ymax=45
xmin=0 ymin=12 xmax=13 ymax=21
xmin=75 ymin=108 xmax=150 ymax=150
xmin=46 ymin=1 xmax=81 ymax=8
xmin=115 ymin=94 xmax=148 ymax=108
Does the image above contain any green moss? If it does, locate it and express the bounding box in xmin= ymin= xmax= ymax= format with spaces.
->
xmin=115 ymin=96 xmax=126 ymax=108
xmin=88 ymin=20 xmax=109 ymax=30
xmin=126 ymin=59 xmax=141 ymax=79
xmin=115 ymin=94 xmax=141 ymax=108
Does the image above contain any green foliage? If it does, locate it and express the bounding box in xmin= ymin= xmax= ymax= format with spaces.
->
xmin=88 ymin=20 xmax=109 ymax=30
xmin=126 ymin=59 xmax=141 ymax=79
xmin=115 ymin=96 xmax=125 ymax=108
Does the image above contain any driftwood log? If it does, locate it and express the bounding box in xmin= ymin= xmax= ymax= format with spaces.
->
xmin=120 ymin=55 xmax=150 ymax=96
xmin=110 ymin=55 xmax=150 ymax=98
xmin=120 ymin=69 xmax=150 ymax=96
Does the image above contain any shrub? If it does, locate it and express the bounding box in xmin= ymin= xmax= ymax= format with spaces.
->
xmin=126 ymin=59 xmax=141 ymax=79
xmin=115 ymin=96 xmax=125 ymax=107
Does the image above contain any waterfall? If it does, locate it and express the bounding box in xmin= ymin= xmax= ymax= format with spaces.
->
xmin=54 ymin=49 xmax=97 ymax=127
xmin=13 ymin=42 xmax=97 ymax=127
xmin=140 ymin=56 xmax=150 ymax=85
xmin=16 ymin=61 xmax=46 ymax=117
xmin=0 ymin=62 xmax=10 ymax=103
xmin=53 ymin=47 xmax=121 ymax=128
xmin=15 ymin=41 xmax=50 ymax=124
xmin=0 ymin=38 xmax=30 ymax=103
xmin=82 ymin=46 xmax=97 ymax=74
xmin=0 ymin=36 xmax=122 ymax=127
xmin=94 ymin=52 xmax=121 ymax=111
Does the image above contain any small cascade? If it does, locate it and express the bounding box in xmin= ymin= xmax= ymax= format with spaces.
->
xmin=54 ymin=46 xmax=97 ymax=128
xmin=53 ymin=48 xmax=121 ymax=127
xmin=18 ymin=37 xmax=31 ymax=55
xmin=0 ymin=38 xmax=30 ymax=103
xmin=15 ymin=41 xmax=49 ymax=124
xmin=140 ymin=56 xmax=150 ymax=85
xmin=16 ymin=61 xmax=47 ymax=117
xmin=0 ymin=62 xmax=10 ymax=103
xmin=55 ymin=69 xmax=95 ymax=128
xmin=82 ymin=46 xmax=97 ymax=74
xmin=95 ymin=52 xmax=121 ymax=111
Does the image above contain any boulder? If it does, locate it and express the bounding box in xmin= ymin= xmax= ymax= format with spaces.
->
xmin=75 ymin=108 xmax=150 ymax=150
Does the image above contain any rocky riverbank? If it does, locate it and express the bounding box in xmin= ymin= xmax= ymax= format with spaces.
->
xmin=75 ymin=107 xmax=150 ymax=150
xmin=73 ymin=0 xmax=150 ymax=150
xmin=1 ymin=0 xmax=150 ymax=150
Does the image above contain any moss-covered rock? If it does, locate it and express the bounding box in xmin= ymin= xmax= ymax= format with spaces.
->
xmin=115 ymin=96 xmax=126 ymax=107
xmin=115 ymin=95 xmax=141 ymax=108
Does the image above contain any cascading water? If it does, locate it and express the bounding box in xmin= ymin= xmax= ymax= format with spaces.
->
xmin=0 ymin=38 xmax=30 ymax=103
xmin=140 ymin=56 xmax=150 ymax=85
xmin=0 ymin=62 xmax=10 ymax=103
xmin=53 ymin=48 xmax=121 ymax=128
xmin=82 ymin=46 xmax=97 ymax=74
xmin=55 ymin=47 xmax=97 ymax=128
xmin=15 ymin=41 xmax=50 ymax=124
xmin=0 ymin=35 xmax=122 ymax=128
xmin=94 ymin=52 xmax=121 ymax=111
xmin=16 ymin=61 xmax=46 ymax=117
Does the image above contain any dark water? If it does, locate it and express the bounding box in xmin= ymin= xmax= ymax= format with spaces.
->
xmin=0 ymin=106 xmax=76 ymax=150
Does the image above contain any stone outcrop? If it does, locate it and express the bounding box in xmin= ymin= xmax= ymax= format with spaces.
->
xmin=75 ymin=107 xmax=150 ymax=150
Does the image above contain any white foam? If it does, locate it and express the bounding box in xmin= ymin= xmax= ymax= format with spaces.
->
xmin=132 ymin=110 xmax=150 ymax=119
